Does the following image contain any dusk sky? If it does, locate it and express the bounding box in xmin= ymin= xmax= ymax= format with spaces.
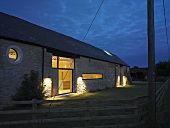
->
xmin=0 ymin=0 xmax=170 ymax=67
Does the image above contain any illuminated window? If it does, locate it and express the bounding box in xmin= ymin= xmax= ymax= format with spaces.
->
xmin=59 ymin=57 xmax=74 ymax=69
xmin=82 ymin=74 xmax=103 ymax=80
xmin=6 ymin=45 xmax=23 ymax=64
xmin=52 ymin=56 xmax=74 ymax=69
xmin=52 ymin=56 xmax=57 ymax=68
xmin=8 ymin=48 xmax=17 ymax=61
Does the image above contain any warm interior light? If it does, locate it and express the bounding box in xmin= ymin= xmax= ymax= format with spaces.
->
xmin=52 ymin=56 xmax=57 ymax=68
xmin=58 ymin=70 xmax=72 ymax=94
xmin=59 ymin=57 xmax=74 ymax=69
xmin=52 ymin=56 xmax=74 ymax=69
xmin=43 ymin=78 xmax=52 ymax=97
xmin=8 ymin=48 xmax=17 ymax=61
xmin=82 ymin=74 xmax=103 ymax=79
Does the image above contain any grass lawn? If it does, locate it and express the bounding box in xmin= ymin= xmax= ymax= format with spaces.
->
xmin=48 ymin=81 xmax=163 ymax=101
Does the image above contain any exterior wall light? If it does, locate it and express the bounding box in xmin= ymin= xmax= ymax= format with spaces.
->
xmin=77 ymin=77 xmax=87 ymax=94
xmin=43 ymin=78 xmax=52 ymax=97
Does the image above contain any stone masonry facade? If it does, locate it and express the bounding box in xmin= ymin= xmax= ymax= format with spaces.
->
xmin=0 ymin=39 xmax=43 ymax=104
xmin=0 ymin=39 xmax=129 ymax=104
xmin=75 ymin=56 xmax=116 ymax=92
xmin=0 ymin=39 xmax=51 ymax=104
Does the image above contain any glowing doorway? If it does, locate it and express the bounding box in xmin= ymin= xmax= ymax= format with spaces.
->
xmin=58 ymin=69 xmax=72 ymax=94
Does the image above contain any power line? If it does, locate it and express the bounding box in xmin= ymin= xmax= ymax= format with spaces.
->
xmin=83 ymin=0 xmax=104 ymax=41
xmin=48 ymin=0 xmax=105 ymax=108
xmin=162 ymin=0 xmax=170 ymax=59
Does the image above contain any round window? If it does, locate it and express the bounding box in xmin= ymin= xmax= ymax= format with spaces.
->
xmin=6 ymin=45 xmax=23 ymax=64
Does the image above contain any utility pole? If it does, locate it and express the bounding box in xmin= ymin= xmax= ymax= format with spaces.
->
xmin=147 ymin=0 xmax=156 ymax=128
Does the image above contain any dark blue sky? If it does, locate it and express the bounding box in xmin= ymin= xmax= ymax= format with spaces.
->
xmin=0 ymin=0 xmax=170 ymax=67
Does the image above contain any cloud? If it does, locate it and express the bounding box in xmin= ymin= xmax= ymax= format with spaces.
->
xmin=0 ymin=0 xmax=169 ymax=67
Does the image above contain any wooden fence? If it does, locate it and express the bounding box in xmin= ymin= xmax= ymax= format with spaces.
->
xmin=0 ymin=96 xmax=148 ymax=128
xmin=0 ymin=79 xmax=169 ymax=128
xmin=156 ymin=79 xmax=170 ymax=127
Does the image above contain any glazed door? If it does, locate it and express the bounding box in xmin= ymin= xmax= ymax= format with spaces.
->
xmin=58 ymin=69 xmax=72 ymax=94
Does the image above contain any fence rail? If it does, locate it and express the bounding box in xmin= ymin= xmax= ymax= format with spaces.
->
xmin=156 ymin=79 xmax=170 ymax=127
xmin=1 ymin=79 xmax=169 ymax=128
xmin=0 ymin=96 xmax=148 ymax=127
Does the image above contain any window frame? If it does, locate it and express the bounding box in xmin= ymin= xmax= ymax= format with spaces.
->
xmin=52 ymin=56 xmax=74 ymax=69
xmin=6 ymin=45 xmax=23 ymax=64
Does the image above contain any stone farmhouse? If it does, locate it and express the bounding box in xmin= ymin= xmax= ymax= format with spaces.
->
xmin=0 ymin=12 xmax=131 ymax=104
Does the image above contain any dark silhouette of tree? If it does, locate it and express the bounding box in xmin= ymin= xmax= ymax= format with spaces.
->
xmin=156 ymin=61 xmax=170 ymax=77
xmin=12 ymin=70 xmax=44 ymax=101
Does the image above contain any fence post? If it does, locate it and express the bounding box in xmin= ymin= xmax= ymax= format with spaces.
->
xmin=32 ymin=99 xmax=37 ymax=128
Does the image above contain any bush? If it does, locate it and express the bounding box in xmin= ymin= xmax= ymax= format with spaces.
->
xmin=12 ymin=70 xmax=44 ymax=101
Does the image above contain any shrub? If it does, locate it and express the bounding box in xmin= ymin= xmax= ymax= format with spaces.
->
xmin=12 ymin=70 xmax=44 ymax=101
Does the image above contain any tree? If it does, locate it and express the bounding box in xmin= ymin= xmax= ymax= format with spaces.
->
xmin=12 ymin=70 xmax=44 ymax=101
xmin=155 ymin=61 xmax=170 ymax=82
xmin=156 ymin=61 xmax=170 ymax=77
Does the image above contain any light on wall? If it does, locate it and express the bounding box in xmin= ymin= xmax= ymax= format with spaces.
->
xmin=117 ymin=76 xmax=128 ymax=87
xmin=43 ymin=78 xmax=52 ymax=97
xmin=116 ymin=76 xmax=120 ymax=86
xmin=77 ymin=77 xmax=87 ymax=94
xmin=123 ymin=76 xmax=128 ymax=86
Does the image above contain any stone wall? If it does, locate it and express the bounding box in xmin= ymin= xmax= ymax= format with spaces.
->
xmin=0 ymin=39 xmax=44 ymax=104
xmin=115 ymin=65 xmax=121 ymax=86
xmin=75 ymin=56 xmax=116 ymax=92
xmin=115 ymin=65 xmax=129 ymax=86
xmin=122 ymin=66 xmax=128 ymax=86
xmin=43 ymin=49 xmax=52 ymax=78
xmin=42 ymin=49 xmax=53 ymax=97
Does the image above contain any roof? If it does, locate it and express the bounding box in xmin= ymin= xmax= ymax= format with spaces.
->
xmin=0 ymin=12 xmax=128 ymax=66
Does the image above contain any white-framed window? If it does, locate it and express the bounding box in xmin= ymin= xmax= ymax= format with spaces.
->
xmin=6 ymin=45 xmax=23 ymax=64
